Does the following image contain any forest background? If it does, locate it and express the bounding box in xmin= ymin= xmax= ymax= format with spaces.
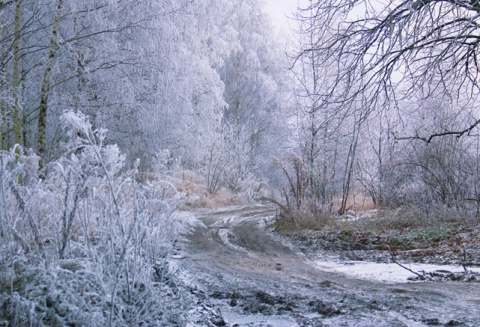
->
xmin=1 ymin=0 xmax=480 ymax=325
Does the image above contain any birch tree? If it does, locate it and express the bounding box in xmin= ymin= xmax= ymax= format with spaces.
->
xmin=11 ymin=0 xmax=21 ymax=150
xmin=37 ymin=0 xmax=62 ymax=161
xmin=0 ymin=0 xmax=31 ymax=151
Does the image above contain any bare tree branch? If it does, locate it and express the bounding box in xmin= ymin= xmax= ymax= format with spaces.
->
xmin=295 ymin=0 xmax=480 ymax=139
xmin=395 ymin=118 xmax=480 ymax=143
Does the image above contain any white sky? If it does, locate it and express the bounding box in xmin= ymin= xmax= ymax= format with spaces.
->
xmin=263 ymin=0 xmax=300 ymax=35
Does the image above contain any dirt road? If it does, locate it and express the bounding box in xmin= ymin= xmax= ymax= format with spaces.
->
xmin=175 ymin=206 xmax=480 ymax=326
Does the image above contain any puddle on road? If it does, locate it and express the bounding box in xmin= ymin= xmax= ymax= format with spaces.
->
xmin=314 ymin=260 xmax=480 ymax=283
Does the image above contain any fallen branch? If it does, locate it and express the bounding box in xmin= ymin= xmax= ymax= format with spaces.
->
xmin=387 ymin=245 xmax=428 ymax=281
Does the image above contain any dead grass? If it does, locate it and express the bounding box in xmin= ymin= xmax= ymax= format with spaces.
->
xmin=185 ymin=192 xmax=246 ymax=209
xmin=273 ymin=188 xmax=376 ymax=233
xmin=274 ymin=210 xmax=338 ymax=233
xmin=172 ymin=170 xmax=247 ymax=209
xmin=173 ymin=170 xmax=205 ymax=184
xmin=331 ymin=189 xmax=376 ymax=214
xmin=358 ymin=205 xmax=473 ymax=233
xmin=135 ymin=170 xmax=248 ymax=209
xmin=274 ymin=197 xmax=475 ymax=240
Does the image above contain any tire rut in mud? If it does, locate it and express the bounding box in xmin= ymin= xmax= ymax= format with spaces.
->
xmin=178 ymin=206 xmax=480 ymax=326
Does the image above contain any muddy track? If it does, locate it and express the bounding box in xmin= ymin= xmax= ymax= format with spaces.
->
xmin=176 ymin=206 xmax=480 ymax=326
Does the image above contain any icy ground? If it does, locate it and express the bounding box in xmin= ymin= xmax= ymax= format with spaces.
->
xmin=315 ymin=260 xmax=480 ymax=284
xmin=172 ymin=206 xmax=480 ymax=326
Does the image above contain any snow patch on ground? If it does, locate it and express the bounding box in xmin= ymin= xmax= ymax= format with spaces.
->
xmin=221 ymin=308 xmax=299 ymax=327
xmin=218 ymin=228 xmax=249 ymax=253
xmin=388 ymin=311 xmax=431 ymax=327
xmin=314 ymin=260 xmax=480 ymax=283
xmin=173 ymin=210 xmax=206 ymax=234
xmin=336 ymin=209 xmax=379 ymax=221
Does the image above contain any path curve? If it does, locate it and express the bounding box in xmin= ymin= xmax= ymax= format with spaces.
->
xmin=176 ymin=206 xmax=480 ymax=326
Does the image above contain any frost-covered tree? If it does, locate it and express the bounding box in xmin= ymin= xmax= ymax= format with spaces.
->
xmin=217 ymin=0 xmax=290 ymax=190
xmin=130 ymin=0 xmax=226 ymax=168
xmin=296 ymin=0 xmax=480 ymax=141
xmin=0 ymin=0 xmax=291 ymax=197
xmin=288 ymin=0 xmax=480 ymax=216
xmin=0 ymin=0 xmax=144 ymax=163
xmin=289 ymin=3 xmax=368 ymax=215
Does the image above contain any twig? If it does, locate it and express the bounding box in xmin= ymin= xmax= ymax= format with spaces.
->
xmin=11 ymin=183 xmax=46 ymax=260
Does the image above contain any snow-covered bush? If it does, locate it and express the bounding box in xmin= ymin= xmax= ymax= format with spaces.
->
xmin=0 ymin=111 xmax=183 ymax=326
xmin=236 ymin=173 xmax=268 ymax=202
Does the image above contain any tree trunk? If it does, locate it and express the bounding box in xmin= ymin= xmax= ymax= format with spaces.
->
xmin=12 ymin=0 xmax=22 ymax=150
xmin=37 ymin=0 xmax=62 ymax=163
xmin=339 ymin=123 xmax=360 ymax=215
xmin=0 ymin=5 xmax=6 ymax=151
xmin=0 ymin=65 xmax=6 ymax=151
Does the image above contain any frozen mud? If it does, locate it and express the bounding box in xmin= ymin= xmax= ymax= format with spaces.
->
xmin=173 ymin=206 xmax=480 ymax=326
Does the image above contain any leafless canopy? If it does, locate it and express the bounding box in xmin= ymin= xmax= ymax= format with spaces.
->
xmin=296 ymin=0 xmax=480 ymax=139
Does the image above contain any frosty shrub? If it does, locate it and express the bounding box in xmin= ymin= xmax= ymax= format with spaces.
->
xmin=0 ymin=111 xmax=183 ymax=326
xmin=236 ymin=173 xmax=267 ymax=203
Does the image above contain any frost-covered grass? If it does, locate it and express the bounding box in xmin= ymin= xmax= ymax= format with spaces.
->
xmin=0 ymin=112 xmax=186 ymax=326
xmin=173 ymin=170 xmax=247 ymax=209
